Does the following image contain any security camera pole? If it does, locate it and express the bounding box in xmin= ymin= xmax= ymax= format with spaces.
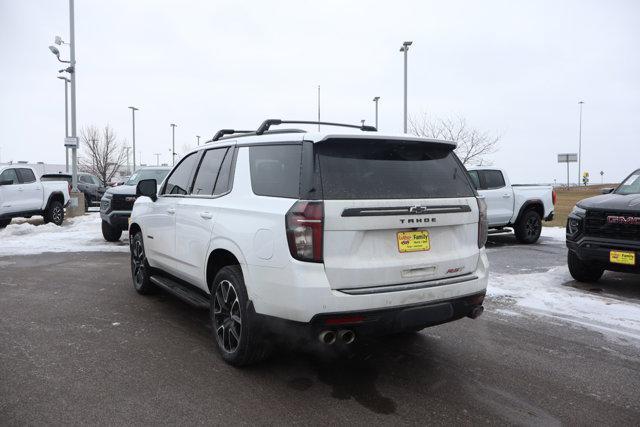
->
xmin=399 ymin=41 xmax=412 ymax=133
xmin=129 ymin=106 xmax=139 ymax=172
xmin=68 ymin=0 xmax=78 ymax=191
xmin=57 ymin=76 xmax=70 ymax=172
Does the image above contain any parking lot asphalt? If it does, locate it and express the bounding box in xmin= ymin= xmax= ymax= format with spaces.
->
xmin=1 ymin=237 xmax=639 ymax=425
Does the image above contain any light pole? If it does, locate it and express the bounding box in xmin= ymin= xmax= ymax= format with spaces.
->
xmin=154 ymin=153 xmax=161 ymax=166
xmin=578 ymin=101 xmax=584 ymax=186
xmin=196 ymin=135 xmax=201 ymax=146
xmin=373 ymin=96 xmax=380 ymax=129
xmin=170 ymin=123 xmax=177 ymax=166
xmin=399 ymin=41 xmax=412 ymax=133
xmin=57 ymin=76 xmax=70 ymax=172
xmin=48 ymin=0 xmax=78 ymax=191
xmin=128 ymin=106 xmax=139 ymax=172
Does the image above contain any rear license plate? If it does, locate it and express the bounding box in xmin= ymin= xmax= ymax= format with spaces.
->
xmin=610 ymin=250 xmax=635 ymax=265
xmin=397 ymin=231 xmax=430 ymax=253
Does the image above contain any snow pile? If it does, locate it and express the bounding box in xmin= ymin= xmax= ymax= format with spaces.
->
xmin=489 ymin=267 xmax=640 ymax=343
xmin=540 ymin=226 xmax=566 ymax=241
xmin=0 ymin=214 xmax=128 ymax=256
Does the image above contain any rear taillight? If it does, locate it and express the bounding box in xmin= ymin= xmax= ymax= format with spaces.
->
xmin=477 ymin=196 xmax=488 ymax=248
xmin=552 ymin=190 xmax=557 ymax=206
xmin=285 ymin=200 xmax=324 ymax=263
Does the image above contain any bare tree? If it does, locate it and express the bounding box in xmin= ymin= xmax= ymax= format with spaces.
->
xmin=79 ymin=125 xmax=128 ymax=185
xmin=409 ymin=114 xmax=500 ymax=166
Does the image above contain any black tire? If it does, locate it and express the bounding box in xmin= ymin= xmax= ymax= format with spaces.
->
xmin=568 ymin=251 xmax=604 ymax=283
xmin=514 ymin=209 xmax=542 ymax=244
xmin=0 ymin=218 xmax=11 ymax=228
xmin=44 ymin=200 xmax=65 ymax=226
xmin=102 ymin=220 xmax=123 ymax=242
xmin=84 ymin=195 xmax=90 ymax=212
xmin=210 ymin=265 xmax=269 ymax=366
xmin=130 ymin=232 xmax=156 ymax=294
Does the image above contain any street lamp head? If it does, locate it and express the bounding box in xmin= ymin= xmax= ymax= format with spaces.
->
xmin=578 ymin=100 xmax=585 ymax=105
xmin=48 ymin=45 xmax=60 ymax=57
xmin=54 ymin=36 xmax=64 ymax=45
xmin=373 ymin=96 xmax=380 ymax=102
xmin=170 ymin=123 xmax=177 ymax=128
xmin=57 ymin=76 xmax=70 ymax=82
xmin=129 ymin=106 xmax=139 ymax=111
xmin=403 ymin=41 xmax=413 ymax=47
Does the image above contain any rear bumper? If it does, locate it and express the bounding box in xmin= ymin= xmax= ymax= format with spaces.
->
xmin=247 ymin=250 xmax=489 ymax=324
xmin=567 ymin=237 xmax=640 ymax=273
xmin=545 ymin=211 xmax=554 ymax=222
xmin=256 ymin=291 xmax=485 ymax=341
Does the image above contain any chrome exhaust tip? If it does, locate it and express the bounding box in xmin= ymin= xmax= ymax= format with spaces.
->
xmin=338 ymin=329 xmax=356 ymax=344
xmin=468 ymin=305 xmax=484 ymax=319
xmin=319 ymin=330 xmax=336 ymax=345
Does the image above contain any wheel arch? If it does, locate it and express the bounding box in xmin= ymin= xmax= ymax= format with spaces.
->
xmin=45 ymin=191 xmax=65 ymax=211
xmin=514 ymin=199 xmax=544 ymax=225
xmin=205 ymin=239 xmax=249 ymax=294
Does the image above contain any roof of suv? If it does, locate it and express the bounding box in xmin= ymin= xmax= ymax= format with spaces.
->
xmin=189 ymin=131 xmax=457 ymax=157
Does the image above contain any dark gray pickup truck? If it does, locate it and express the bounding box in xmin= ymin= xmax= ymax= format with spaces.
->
xmin=566 ymin=168 xmax=640 ymax=281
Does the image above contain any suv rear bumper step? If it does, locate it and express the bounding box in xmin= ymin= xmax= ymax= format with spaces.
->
xmin=150 ymin=275 xmax=210 ymax=309
xmin=338 ymin=274 xmax=478 ymax=295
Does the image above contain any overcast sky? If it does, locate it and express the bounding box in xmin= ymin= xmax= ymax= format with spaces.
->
xmin=1 ymin=0 xmax=638 ymax=184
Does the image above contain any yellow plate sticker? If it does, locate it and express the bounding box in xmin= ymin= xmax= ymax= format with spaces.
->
xmin=397 ymin=231 xmax=430 ymax=253
xmin=610 ymin=250 xmax=635 ymax=265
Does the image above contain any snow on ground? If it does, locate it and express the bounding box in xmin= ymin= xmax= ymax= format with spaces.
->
xmin=540 ymin=226 xmax=566 ymax=241
xmin=488 ymin=267 xmax=640 ymax=344
xmin=0 ymin=214 xmax=128 ymax=256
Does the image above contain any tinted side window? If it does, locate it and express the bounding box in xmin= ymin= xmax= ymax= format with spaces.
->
xmin=163 ymin=153 xmax=199 ymax=195
xmin=79 ymin=175 xmax=90 ymax=184
xmin=480 ymin=170 xmax=505 ymax=189
xmin=18 ymin=168 xmax=36 ymax=183
xmin=214 ymin=148 xmax=235 ymax=195
xmin=0 ymin=169 xmax=18 ymax=184
xmin=191 ymin=148 xmax=228 ymax=196
xmin=249 ymin=145 xmax=302 ymax=198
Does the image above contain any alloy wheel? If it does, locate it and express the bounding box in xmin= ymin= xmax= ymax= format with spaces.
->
xmin=526 ymin=215 xmax=541 ymax=237
xmin=131 ymin=239 xmax=146 ymax=288
xmin=52 ymin=207 xmax=63 ymax=224
xmin=213 ymin=280 xmax=242 ymax=353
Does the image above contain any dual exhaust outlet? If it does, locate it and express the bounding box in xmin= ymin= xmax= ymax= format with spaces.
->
xmin=318 ymin=329 xmax=355 ymax=345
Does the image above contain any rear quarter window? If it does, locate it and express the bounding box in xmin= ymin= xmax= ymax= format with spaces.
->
xmin=249 ymin=145 xmax=302 ymax=198
xmin=315 ymin=139 xmax=475 ymax=199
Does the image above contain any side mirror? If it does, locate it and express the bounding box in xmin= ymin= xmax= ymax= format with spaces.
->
xmin=0 ymin=180 xmax=13 ymax=186
xmin=601 ymin=188 xmax=614 ymax=194
xmin=136 ymin=179 xmax=157 ymax=201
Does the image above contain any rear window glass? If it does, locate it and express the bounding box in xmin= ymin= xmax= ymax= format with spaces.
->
xmin=315 ymin=139 xmax=474 ymax=199
xmin=249 ymin=145 xmax=302 ymax=198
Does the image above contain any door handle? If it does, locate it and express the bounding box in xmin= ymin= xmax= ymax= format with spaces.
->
xmin=200 ymin=212 xmax=213 ymax=220
xmin=502 ymin=194 xmax=511 ymax=198
xmin=18 ymin=187 xmax=24 ymax=191
xmin=167 ymin=208 xmax=176 ymax=214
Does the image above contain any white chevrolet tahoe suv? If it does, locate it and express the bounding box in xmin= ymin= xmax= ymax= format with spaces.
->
xmin=129 ymin=120 xmax=489 ymax=366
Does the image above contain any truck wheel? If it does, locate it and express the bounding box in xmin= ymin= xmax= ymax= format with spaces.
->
xmin=514 ymin=210 xmax=542 ymax=244
xmin=130 ymin=232 xmax=156 ymax=294
xmin=102 ymin=220 xmax=123 ymax=242
xmin=568 ymin=251 xmax=604 ymax=282
xmin=210 ymin=265 xmax=269 ymax=366
xmin=44 ymin=200 xmax=65 ymax=226
xmin=84 ymin=195 xmax=90 ymax=212
xmin=0 ymin=219 xmax=10 ymax=228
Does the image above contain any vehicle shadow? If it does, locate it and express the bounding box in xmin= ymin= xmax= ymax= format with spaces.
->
xmin=566 ymin=272 xmax=640 ymax=300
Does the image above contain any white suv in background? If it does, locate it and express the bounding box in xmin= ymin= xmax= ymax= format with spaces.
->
xmin=129 ymin=120 xmax=489 ymax=366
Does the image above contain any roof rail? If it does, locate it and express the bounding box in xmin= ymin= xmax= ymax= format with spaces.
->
xmin=208 ymin=129 xmax=254 ymax=143
xmin=256 ymin=119 xmax=377 ymax=135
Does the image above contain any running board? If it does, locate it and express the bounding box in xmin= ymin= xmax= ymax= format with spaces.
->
xmin=150 ymin=275 xmax=210 ymax=309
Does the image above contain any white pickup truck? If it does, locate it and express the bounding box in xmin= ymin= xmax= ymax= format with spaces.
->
xmin=0 ymin=165 xmax=70 ymax=228
xmin=467 ymin=167 xmax=556 ymax=244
